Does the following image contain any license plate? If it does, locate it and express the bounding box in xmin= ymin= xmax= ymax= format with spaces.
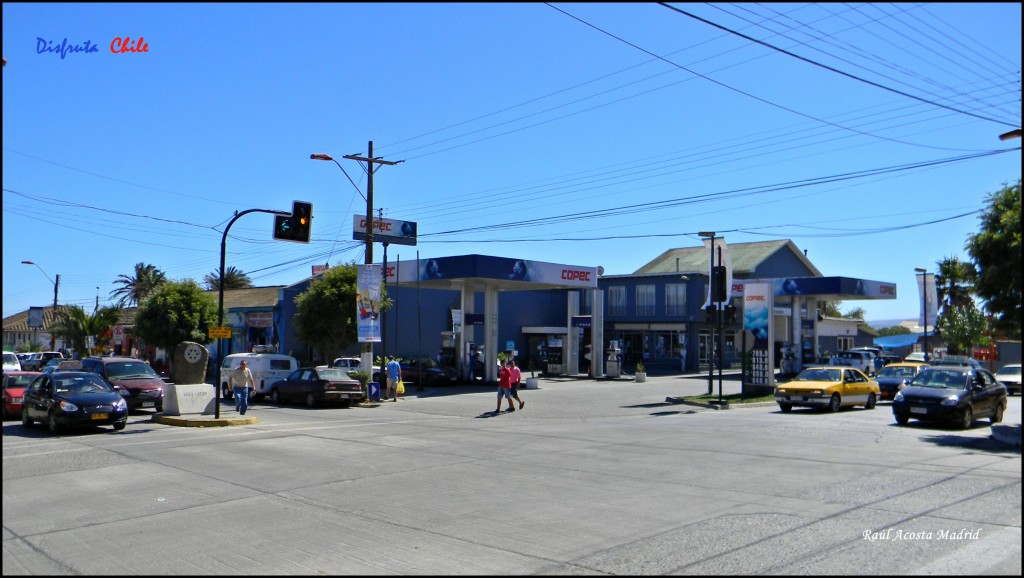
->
xmin=911 ymin=407 xmax=927 ymax=415
xmin=13 ymin=397 xmax=21 ymax=403
xmin=91 ymin=413 xmax=108 ymax=420
xmin=340 ymin=393 xmax=350 ymax=398
xmin=142 ymin=402 xmax=155 ymax=408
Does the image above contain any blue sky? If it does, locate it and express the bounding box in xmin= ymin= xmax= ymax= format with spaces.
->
xmin=3 ymin=2 xmax=1020 ymax=323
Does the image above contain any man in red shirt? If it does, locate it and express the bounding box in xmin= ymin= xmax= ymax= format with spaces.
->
xmin=495 ymin=359 xmax=515 ymax=414
xmin=509 ymin=359 xmax=524 ymax=410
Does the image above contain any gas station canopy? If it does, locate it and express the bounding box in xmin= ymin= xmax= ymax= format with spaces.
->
xmin=384 ymin=254 xmax=599 ymax=292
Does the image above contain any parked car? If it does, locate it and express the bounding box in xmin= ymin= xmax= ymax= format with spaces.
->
xmin=399 ymin=356 xmax=458 ymax=386
xmin=903 ymin=352 xmax=931 ymax=363
xmin=3 ymin=371 xmax=40 ymax=419
xmin=3 ymin=352 xmax=22 ymax=372
xmin=269 ymin=367 xmax=364 ymax=408
xmin=40 ymin=358 xmax=63 ymax=374
xmin=831 ymin=350 xmax=877 ymax=375
xmin=774 ymin=366 xmax=880 ymax=413
xmin=331 ymin=357 xmax=381 ymax=380
xmin=220 ymin=352 xmax=298 ymax=401
xmin=875 ymin=362 xmax=930 ymax=400
xmin=20 ymin=369 xmax=129 ymax=434
xmin=21 ymin=351 xmax=63 ymax=372
xmin=892 ymin=365 xmax=1007 ymax=429
xmin=993 ymin=363 xmax=1021 ymax=396
xmin=878 ymin=355 xmax=904 ymax=366
xmin=79 ymin=356 xmax=164 ymax=412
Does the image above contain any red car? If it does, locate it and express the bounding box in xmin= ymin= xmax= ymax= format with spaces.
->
xmin=3 ymin=371 xmax=41 ymax=419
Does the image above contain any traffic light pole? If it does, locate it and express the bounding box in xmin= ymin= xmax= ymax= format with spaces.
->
xmin=216 ymin=208 xmax=288 ymax=418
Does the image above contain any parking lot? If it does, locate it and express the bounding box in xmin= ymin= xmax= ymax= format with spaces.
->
xmin=3 ymin=373 xmax=1021 ymax=575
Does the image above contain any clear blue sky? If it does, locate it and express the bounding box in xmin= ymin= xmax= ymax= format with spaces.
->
xmin=3 ymin=3 xmax=1020 ymax=323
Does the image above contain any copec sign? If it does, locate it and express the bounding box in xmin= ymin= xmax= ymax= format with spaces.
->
xmin=386 ymin=254 xmax=598 ymax=288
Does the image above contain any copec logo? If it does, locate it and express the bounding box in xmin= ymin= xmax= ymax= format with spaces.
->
xmin=36 ymin=36 xmax=149 ymax=60
xmin=561 ymin=269 xmax=592 ymax=282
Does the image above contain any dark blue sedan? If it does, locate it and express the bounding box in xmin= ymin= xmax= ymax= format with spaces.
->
xmin=21 ymin=371 xmax=129 ymax=434
xmin=892 ymin=366 xmax=1007 ymax=429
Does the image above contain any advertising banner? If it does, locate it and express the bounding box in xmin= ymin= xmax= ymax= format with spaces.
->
xmin=357 ymin=264 xmax=382 ymax=343
xmin=743 ymin=282 xmax=774 ymax=391
xmin=916 ymin=273 xmax=938 ymax=329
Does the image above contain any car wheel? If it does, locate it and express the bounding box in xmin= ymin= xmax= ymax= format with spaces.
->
xmin=895 ymin=413 xmax=909 ymax=425
xmin=21 ymin=408 xmax=33 ymax=428
xmin=270 ymin=389 xmax=281 ymax=404
xmin=865 ymin=393 xmax=877 ymax=410
xmin=990 ymin=403 xmax=1005 ymax=424
xmin=47 ymin=412 xmax=61 ymax=435
xmin=828 ymin=394 xmax=841 ymax=413
xmin=959 ymin=406 xmax=973 ymax=430
xmin=113 ymin=421 xmax=126 ymax=431
xmin=306 ymin=393 xmax=316 ymax=408
xmin=778 ymin=403 xmax=792 ymax=413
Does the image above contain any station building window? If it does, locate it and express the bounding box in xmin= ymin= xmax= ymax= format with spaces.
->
xmin=665 ymin=283 xmax=686 ymax=316
xmin=608 ymin=286 xmax=626 ymax=316
xmin=636 ymin=285 xmax=655 ymax=317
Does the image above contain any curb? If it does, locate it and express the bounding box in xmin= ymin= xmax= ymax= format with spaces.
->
xmin=152 ymin=414 xmax=259 ymax=427
xmin=991 ymin=424 xmax=1022 ymax=448
xmin=664 ymin=397 xmax=777 ymax=410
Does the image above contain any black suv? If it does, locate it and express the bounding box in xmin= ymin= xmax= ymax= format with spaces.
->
xmin=80 ymin=356 xmax=164 ymax=411
xmin=892 ymin=365 xmax=1007 ymax=429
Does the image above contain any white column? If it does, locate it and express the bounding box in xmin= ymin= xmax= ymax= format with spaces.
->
xmin=484 ymin=285 xmax=500 ymax=382
xmin=566 ymin=292 xmax=580 ymax=375
xmin=592 ymin=289 xmax=604 ymax=377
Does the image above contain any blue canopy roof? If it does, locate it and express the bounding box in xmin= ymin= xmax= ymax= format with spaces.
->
xmin=873 ymin=333 xmax=922 ymax=348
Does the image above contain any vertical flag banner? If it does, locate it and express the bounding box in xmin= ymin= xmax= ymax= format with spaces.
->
xmin=917 ymin=273 xmax=938 ymax=330
xmin=357 ymin=264 xmax=382 ymax=342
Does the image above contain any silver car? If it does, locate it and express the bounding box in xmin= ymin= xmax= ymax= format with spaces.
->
xmin=994 ymin=363 xmax=1021 ymax=396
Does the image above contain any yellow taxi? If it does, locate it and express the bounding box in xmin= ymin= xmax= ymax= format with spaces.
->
xmin=874 ymin=362 xmax=930 ymax=400
xmin=775 ymin=366 xmax=880 ymax=413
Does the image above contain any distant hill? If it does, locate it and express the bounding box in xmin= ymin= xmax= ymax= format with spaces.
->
xmin=867 ymin=318 xmax=915 ymax=330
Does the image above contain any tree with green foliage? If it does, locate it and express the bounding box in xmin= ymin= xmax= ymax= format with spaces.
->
xmin=110 ymin=262 xmax=167 ymax=308
xmin=823 ymin=301 xmax=864 ymax=320
xmin=204 ymin=266 xmax=253 ymax=291
xmin=133 ymin=279 xmax=216 ymax=352
xmin=965 ymin=180 xmax=1021 ymax=339
xmin=936 ymin=301 xmax=991 ymax=355
xmin=293 ymin=262 xmax=362 ymax=362
xmin=51 ymin=304 xmax=122 ymax=356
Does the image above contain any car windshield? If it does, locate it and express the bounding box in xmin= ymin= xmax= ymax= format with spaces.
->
xmin=910 ymin=370 xmax=967 ymax=389
xmin=105 ymin=361 xmax=159 ymax=379
xmin=5 ymin=374 xmax=36 ymax=387
xmin=877 ymin=366 xmax=918 ymax=378
xmin=995 ymin=366 xmax=1021 ymax=377
xmin=54 ymin=376 xmax=115 ymax=395
xmin=316 ymin=368 xmax=353 ymax=381
xmin=795 ymin=369 xmax=841 ymax=382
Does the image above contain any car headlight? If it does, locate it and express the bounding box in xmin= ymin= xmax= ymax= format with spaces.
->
xmin=894 ymin=392 xmax=904 ymax=402
xmin=58 ymin=401 xmax=79 ymax=412
xmin=940 ymin=396 xmax=960 ymax=406
xmin=115 ymin=397 xmax=128 ymax=410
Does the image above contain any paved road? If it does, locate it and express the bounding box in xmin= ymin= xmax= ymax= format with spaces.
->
xmin=3 ymin=374 xmax=1020 ymax=575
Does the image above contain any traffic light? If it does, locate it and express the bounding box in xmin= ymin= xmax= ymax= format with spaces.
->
xmin=273 ymin=201 xmax=313 ymax=243
xmin=711 ymin=265 xmax=728 ymax=303
xmin=725 ymin=304 xmax=737 ymax=325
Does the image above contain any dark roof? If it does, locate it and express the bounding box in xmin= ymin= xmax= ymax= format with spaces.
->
xmin=634 ymin=240 xmax=822 ymax=277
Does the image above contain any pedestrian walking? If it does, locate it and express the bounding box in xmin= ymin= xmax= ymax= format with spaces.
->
xmin=509 ymin=359 xmax=524 ymax=410
xmin=230 ymin=360 xmax=255 ymax=415
xmin=495 ymin=359 xmax=515 ymax=414
xmin=385 ymin=355 xmax=401 ymax=402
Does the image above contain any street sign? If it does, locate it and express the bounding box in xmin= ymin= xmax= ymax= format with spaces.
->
xmin=209 ymin=326 xmax=232 ymax=339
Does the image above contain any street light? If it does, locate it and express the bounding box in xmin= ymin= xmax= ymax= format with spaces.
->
xmin=21 ymin=260 xmax=59 ymax=349
xmin=915 ymin=268 xmax=929 ymax=361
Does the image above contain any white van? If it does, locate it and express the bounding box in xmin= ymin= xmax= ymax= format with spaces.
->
xmin=220 ymin=352 xmax=298 ymax=401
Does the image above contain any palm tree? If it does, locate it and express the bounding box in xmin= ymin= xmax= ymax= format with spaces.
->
xmin=204 ymin=266 xmax=253 ymax=290
xmin=110 ymin=263 xmax=167 ymax=308
xmin=935 ymin=256 xmax=977 ymax=317
xmin=51 ymin=305 xmax=122 ymax=356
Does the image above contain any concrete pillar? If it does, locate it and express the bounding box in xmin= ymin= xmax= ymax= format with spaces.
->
xmin=592 ymin=289 xmax=604 ymax=377
xmin=484 ymin=285 xmax=500 ymax=382
xmin=566 ymin=292 xmax=580 ymax=375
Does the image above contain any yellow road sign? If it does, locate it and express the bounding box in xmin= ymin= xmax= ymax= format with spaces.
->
xmin=208 ymin=326 xmax=232 ymax=339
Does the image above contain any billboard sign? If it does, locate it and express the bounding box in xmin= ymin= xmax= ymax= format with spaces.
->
xmin=743 ymin=282 xmax=774 ymax=390
xmin=357 ymin=264 xmax=382 ymax=342
xmin=353 ymin=215 xmax=417 ymax=246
